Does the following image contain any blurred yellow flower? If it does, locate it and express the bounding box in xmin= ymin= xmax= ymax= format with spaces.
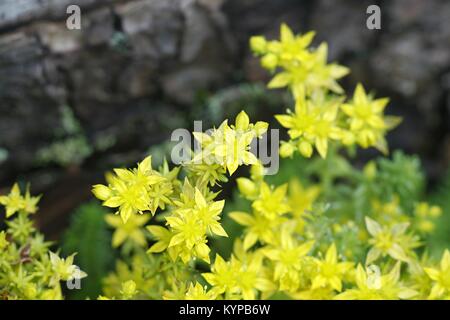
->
xmin=0 ymin=183 xmax=40 ymax=218
xmin=341 ymin=84 xmax=401 ymax=153
xmin=311 ymin=244 xmax=353 ymax=292
xmin=105 ymin=213 xmax=150 ymax=248
xmin=424 ymin=250 xmax=450 ymax=299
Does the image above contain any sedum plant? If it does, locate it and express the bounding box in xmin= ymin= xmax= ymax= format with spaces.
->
xmin=1 ymin=24 xmax=448 ymax=300
xmin=88 ymin=24 xmax=449 ymax=300
xmin=0 ymin=184 xmax=86 ymax=299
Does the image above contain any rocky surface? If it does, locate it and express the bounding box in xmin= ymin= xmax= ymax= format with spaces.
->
xmin=0 ymin=0 xmax=234 ymax=184
xmin=0 ymin=0 xmax=448 ymax=235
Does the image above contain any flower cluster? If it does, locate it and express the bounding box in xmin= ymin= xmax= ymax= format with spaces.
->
xmin=91 ymin=112 xmax=269 ymax=294
xmin=92 ymin=156 xmax=167 ymax=223
xmin=93 ymin=145 xmax=448 ymax=300
xmin=191 ymin=111 xmax=268 ymax=176
xmin=252 ymin=24 xmax=401 ymax=158
xmin=2 ymin=23 xmax=448 ymax=301
xmin=220 ymin=159 xmax=447 ymax=299
xmin=92 ymin=112 xmax=268 ymax=268
xmin=0 ymin=184 xmax=85 ymax=300
xmin=250 ymin=23 xmax=348 ymax=95
xmin=89 ymin=23 xmax=448 ymax=301
xmin=0 ymin=183 xmax=40 ymax=218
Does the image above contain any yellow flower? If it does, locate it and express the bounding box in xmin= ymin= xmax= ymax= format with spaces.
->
xmin=105 ymin=213 xmax=150 ymax=248
xmin=279 ymin=141 xmax=296 ymax=158
xmin=40 ymin=286 xmax=63 ymax=300
xmin=413 ymin=202 xmax=442 ymax=234
xmin=341 ymin=84 xmax=401 ymax=152
xmin=311 ymin=244 xmax=353 ymax=292
xmin=202 ymin=254 xmax=241 ymax=296
xmin=252 ymin=24 xmax=348 ymax=94
xmin=250 ymin=24 xmax=315 ymax=72
xmin=424 ymin=250 xmax=450 ymax=299
xmin=275 ymin=90 xmax=342 ymax=158
xmin=191 ymin=188 xmax=227 ymax=237
xmin=166 ymin=210 xmax=210 ymax=263
xmin=148 ymin=179 xmax=173 ymax=214
xmin=269 ymin=43 xmax=349 ymax=95
xmin=229 ymin=210 xmax=280 ymax=250
xmin=202 ymin=253 xmax=273 ymax=299
xmin=252 ymin=182 xmax=291 ymax=219
xmin=92 ymin=156 xmax=165 ymax=223
xmin=120 ymin=280 xmax=137 ymax=299
xmin=193 ymin=111 xmax=268 ymax=175
xmin=336 ymin=263 xmax=416 ymax=300
xmin=365 ymin=217 xmax=421 ymax=264
xmin=263 ymin=228 xmax=314 ymax=292
xmin=186 ymin=162 xmax=228 ymax=187
xmin=288 ymin=179 xmax=320 ymax=233
xmin=0 ymin=183 xmax=40 ymax=218
xmin=49 ymin=252 xmax=86 ymax=285
xmin=407 ymin=255 xmax=435 ymax=299
xmin=232 ymin=254 xmax=274 ymax=300
xmin=185 ymin=282 xmax=217 ymax=300
xmin=166 ymin=188 xmax=227 ymax=263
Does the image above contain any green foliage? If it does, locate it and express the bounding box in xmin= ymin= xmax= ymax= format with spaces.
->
xmin=0 ymin=184 xmax=84 ymax=300
xmin=428 ymin=170 xmax=450 ymax=256
xmin=36 ymin=105 xmax=118 ymax=167
xmin=36 ymin=136 xmax=92 ymax=167
xmin=62 ymin=202 xmax=114 ymax=299
xmin=375 ymin=151 xmax=424 ymax=210
xmin=36 ymin=105 xmax=92 ymax=167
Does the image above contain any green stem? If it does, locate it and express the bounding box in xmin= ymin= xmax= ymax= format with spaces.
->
xmin=321 ymin=143 xmax=337 ymax=196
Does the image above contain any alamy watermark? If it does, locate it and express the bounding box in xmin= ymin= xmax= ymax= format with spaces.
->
xmin=66 ymin=5 xmax=81 ymax=30
xmin=66 ymin=266 xmax=85 ymax=290
xmin=366 ymin=5 xmax=381 ymax=30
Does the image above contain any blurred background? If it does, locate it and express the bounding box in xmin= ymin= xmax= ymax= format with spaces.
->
xmin=0 ymin=0 xmax=449 ymax=242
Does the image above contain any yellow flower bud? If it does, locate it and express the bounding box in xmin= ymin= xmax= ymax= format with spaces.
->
xmin=24 ymin=283 xmax=38 ymax=299
xmin=121 ymin=280 xmax=137 ymax=299
xmin=235 ymin=111 xmax=250 ymax=131
xmin=363 ymin=161 xmax=377 ymax=180
xmin=261 ymin=53 xmax=278 ymax=70
xmin=236 ymin=178 xmax=258 ymax=198
xmin=280 ymin=142 xmax=295 ymax=158
xmin=418 ymin=220 xmax=434 ymax=233
xmin=250 ymin=162 xmax=265 ymax=181
xmin=298 ymin=141 xmax=313 ymax=158
xmin=254 ymin=121 xmax=269 ymax=137
xmin=92 ymin=184 xmax=112 ymax=201
xmin=40 ymin=287 xmax=61 ymax=300
xmin=332 ymin=223 xmax=342 ymax=233
xmin=250 ymin=36 xmax=267 ymax=54
xmin=429 ymin=206 xmax=442 ymax=218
